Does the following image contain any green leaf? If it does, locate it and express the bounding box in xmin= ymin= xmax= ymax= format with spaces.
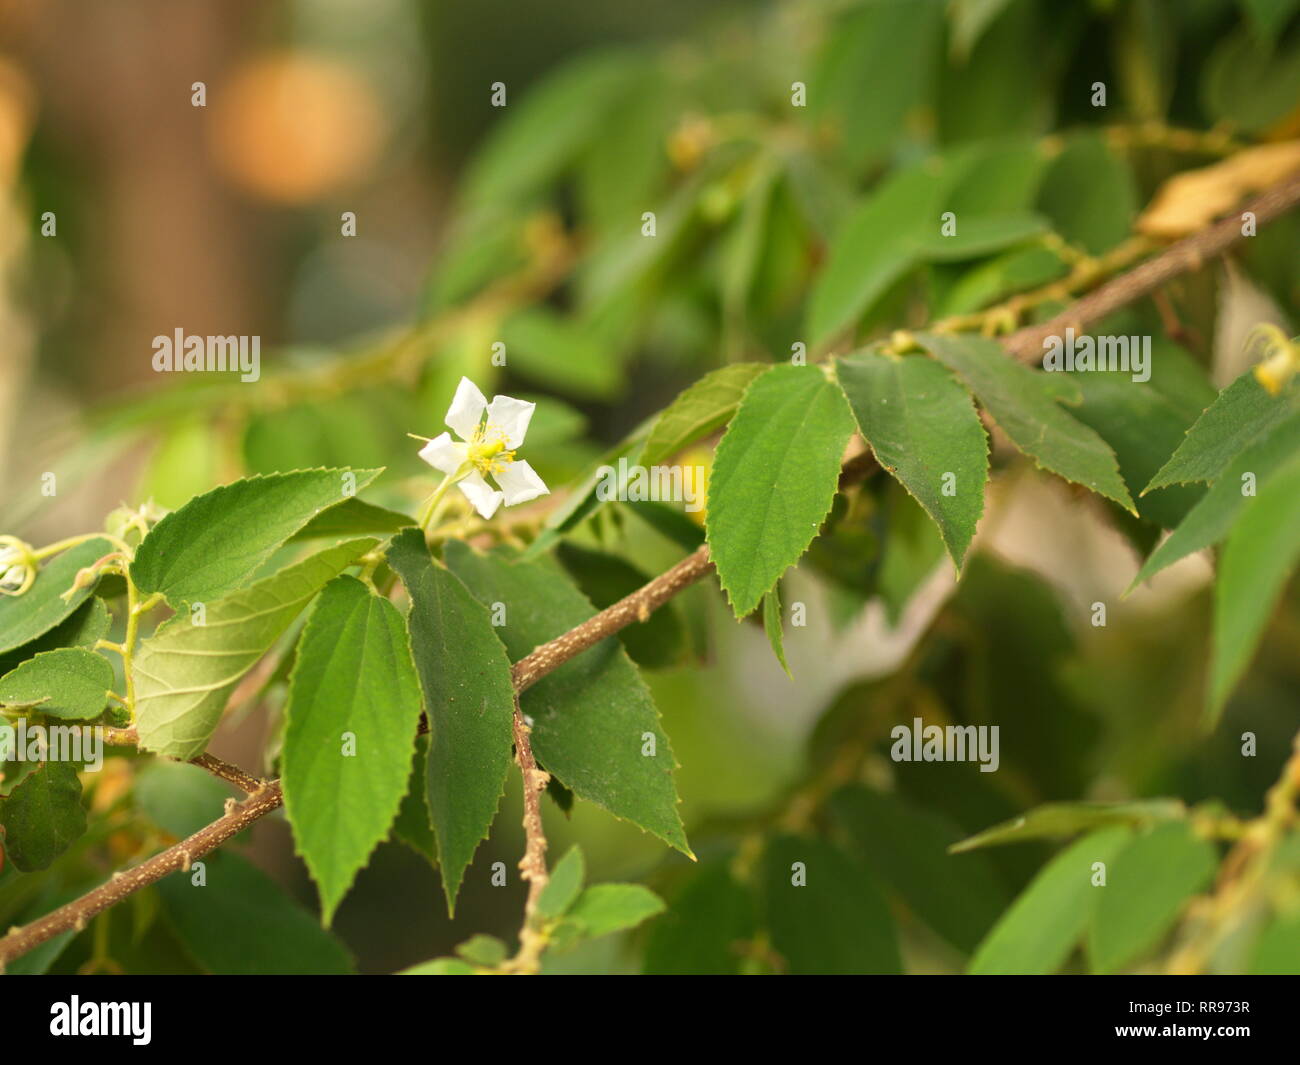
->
xmin=952 ymin=799 xmax=1186 ymax=852
xmin=642 ymin=861 xmax=756 ymax=975
xmin=1067 ymin=356 xmax=1214 ymax=531
xmin=915 ymin=211 xmax=1048 ymax=260
xmin=809 ymin=146 xmax=1047 ymax=343
xmin=831 ymin=786 xmax=1006 ymax=954
xmin=576 ymin=64 xmax=673 ymax=234
xmin=938 ymin=244 xmax=1068 ymax=316
xmin=563 ymin=883 xmax=665 ymax=940
xmin=623 ymin=499 xmax=705 ymax=552
xmin=390 ymin=735 xmax=436 ymax=865
xmin=808 ymin=164 xmax=950 ymax=344
xmin=721 ymin=164 xmax=779 ymax=339
xmin=281 ymin=574 xmax=425 ymax=924
xmin=1249 ymin=912 xmax=1300 ymax=974
xmin=537 ymin=844 xmax=586 ymax=919
xmin=289 ymin=496 xmax=413 ymax=542
xmin=968 ymin=827 xmax=1131 ymax=975
xmin=936 ymin=2 xmax=1051 ymax=141
xmin=761 ymin=584 xmax=790 ymax=677
xmin=1210 ymin=454 xmax=1300 ymax=717
xmin=401 ymin=957 xmax=477 ymax=975
xmin=556 ymin=544 xmax=686 ymax=669
xmin=574 ymin=170 xmax=702 ymax=311
xmin=139 ymin=419 xmax=220 ymax=510
xmin=130 ymin=468 xmax=381 ymax=606
xmin=0 ymin=538 xmax=113 ymax=656
xmin=134 ymin=538 xmax=376 ymax=759
xmin=500 ymin=309 xmax=623 ymax=400
xmin=157 ymin=852 xmax=353 ymax=974
xmin=461 ymin=51 xmax=637 ymax=209
xmin=241 ymin=390 xmax=408 ymax=476
xmin=455 ymin=934 xmax=509 ymax=968
xmin=1241 ymin=0 xmax=1300 ymax=43
xmin=529 ymin=425 xmax=651 ymax=554
xmin=706 ymin=365 xmax=857 ymax=617
xmin=1132 ymin=408 xmax=1300 ymax=586
xmin=1088 ymin=822 xmax=1217 ymax=973
xmin=1204 ymin=27 xmax=1300 ymax=131
xmin=0 ymin=760 xmax=87 ymax=871
xmin=134 ymin=761 xmax=239 ymax=840
xmin=386 ymin=530 xmax=516 ymax=913
xmin=0 ymin=648 xmax=114 ymax=720
xmin=1036 ymin=133 xmax=1138 ymax=254
xmin=944 ymin=140 xmax=1049 ymax=216
xmin=837 ymin=349 xmax=988 ymax=566
xmin=761 ymin=834 xmax=901 ymax=974
xmin=877 ymin=484 xmax=947 ymax=624
xmin=0 ymin=596 xmax=110 ymax=678
xmin=918 ymin=332 xmax=1135 ymax=511
xmin=807 ymin=0 xmax=943 ymax=170
xmin=949 ymin=0 xmax=1016 ymax=59
xmin=1145 ymin=370 xmax=1296 ymax=491
xmin=444 ymin=542 xmax=690 ymax=855
xmin=641 ymin=363 xmax=769 ymax=467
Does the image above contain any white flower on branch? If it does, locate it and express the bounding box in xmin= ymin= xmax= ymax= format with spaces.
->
xmin=416 ymin=377 xmax=550 ymax=520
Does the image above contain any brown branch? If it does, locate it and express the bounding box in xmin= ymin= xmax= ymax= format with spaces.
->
xmin=0 ymin=781 xmax=283 ymax=968
xmin=511 ymin=543 xmax=715 ymax=693
xmin=105 ymin=727 xmax=265 ymax=795
xmin=1002 ymin=169 xmax=1300 ymax=362
xmin=503 ymin=699 xmax=552 ymax=974
xmin=189 ymin=753 xmax=267 ymax=795
xmin=4 ymin=166 xmax=1300 ymax=972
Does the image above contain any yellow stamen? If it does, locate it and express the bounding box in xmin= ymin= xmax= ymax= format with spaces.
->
xmin=467 ymin=424 xmax=515 ymax=476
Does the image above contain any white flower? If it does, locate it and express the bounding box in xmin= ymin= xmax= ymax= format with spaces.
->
xmin=417 ymin=378 xmax=550 ymax=519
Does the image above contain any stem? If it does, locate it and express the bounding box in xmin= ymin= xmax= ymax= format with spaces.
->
xmin=119 ymin=579 xmax=144 ymax=719
xmin=31 ymin=531 xmax=131 ymax=561
xmin=1002 ymin=170 xmax=1300 ymax=363
xmin=417 ymin=469 xmax=467 ymax=533
xmin=1166 ymin=734 xmax=1300 ymax=974
xmin=501 ymin=700 xmax=552 ymax=975
xmin=931 ymin=235 xmax=1157 ymax=339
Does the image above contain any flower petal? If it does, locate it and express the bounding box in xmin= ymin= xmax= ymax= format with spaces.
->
xmin=457 ymin=471 xmax=504 ymax=519
xmin=494 ymin=460 xmax=549 ymax=507
xmin=417 ymin=432 xmax=468 ymax=475
xmin=485 ymin=394 xmax=536 ymax=448
xmin=445 ymin=377 xmax=488 ymax=441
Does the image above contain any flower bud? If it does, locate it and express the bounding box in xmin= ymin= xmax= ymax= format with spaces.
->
xmin=0 ymin=536 xmax=37 ymax=597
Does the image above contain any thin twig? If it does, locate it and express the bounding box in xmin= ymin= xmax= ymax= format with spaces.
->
xmin=105 ymin=727 xmax=265 ymax=795
xmin=511 ymin=544 xmax=715 ymax=693
xmin=1165 ymin=733 xmax=1300 ymax=974
xmin=503 ymin=699 xmax=552 ymax=974
xmin=0 ymin=782 xmax=283 ymax=969
xmin=1003 ymin=169 xmax=1300 ymax=362
xmin=189 ymin=753 xmax=266 ymax=795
